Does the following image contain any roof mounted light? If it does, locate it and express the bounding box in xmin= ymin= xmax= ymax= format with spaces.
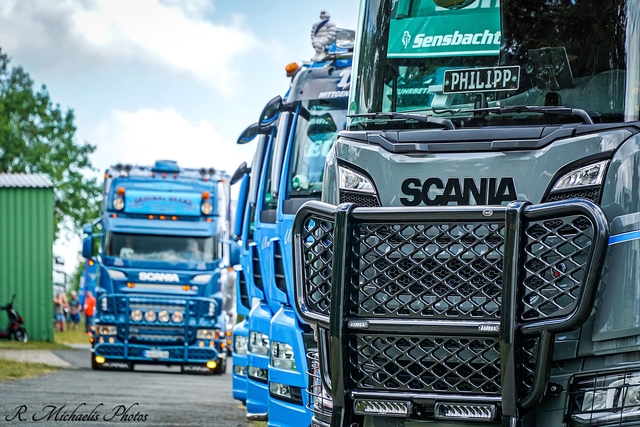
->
xmin=285 ymin=62 xmax=301 ymax=77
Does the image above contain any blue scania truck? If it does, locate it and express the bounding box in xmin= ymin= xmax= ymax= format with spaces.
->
xmin=83 ymin=160 xmax=232 ymax=373
xmin=230 ymin=29 xmax=354 ymax=426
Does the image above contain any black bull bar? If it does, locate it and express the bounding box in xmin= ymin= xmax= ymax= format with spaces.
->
xmin=292 ymin=200 xmax=609 ymax=426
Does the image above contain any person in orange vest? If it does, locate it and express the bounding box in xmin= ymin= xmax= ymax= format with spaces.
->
xmin=84 ymin=291 xmax=96 ymax=334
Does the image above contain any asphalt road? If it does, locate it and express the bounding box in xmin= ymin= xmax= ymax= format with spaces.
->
xmin=0 ymin=349 xmax=254 ymax=427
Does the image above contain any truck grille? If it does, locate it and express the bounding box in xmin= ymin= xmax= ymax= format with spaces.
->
xmin=545 ymin=187 xmax=601 ymax=204
xmin=350 ymin=222 xmax=504 ymax=320
xmin=274 ymin=242 xmax=287 ymax=295
xmin=300 ymin=216 xmax=335 ymax=319
xmin=252 ymin=246 xmax=264 ymax=293
xmin=340 ymin=190 xmax=381 ymax=207
xmin=348 ymin=333 xmax=501 ymax=395
xmin=239 ymin=270 xmax=250 ymax=309
xmin=522 ymin=215 xmax=594 ymax=321
xmin=293 ymin=200 xmax=608 ymax=419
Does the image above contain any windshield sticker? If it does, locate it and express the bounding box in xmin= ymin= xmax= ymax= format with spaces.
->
xmin=443 ymin=66 xmax=520 ymax=94
xmin=388 ymin=0 xmax=500 ymax=58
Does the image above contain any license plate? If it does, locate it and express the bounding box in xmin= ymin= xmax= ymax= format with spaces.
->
xmin=144 ymin=350 xmax=169 ymax=359
xmin=443 ymin=66 xmax=520 ymax=94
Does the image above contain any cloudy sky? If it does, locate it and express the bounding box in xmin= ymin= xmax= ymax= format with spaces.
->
xmin=0 ymin=0 xmax=358 ymax=270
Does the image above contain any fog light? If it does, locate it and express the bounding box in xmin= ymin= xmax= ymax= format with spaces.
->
xmin=97 ymin=325 xmax=117 ymax=336
xmin=570 ymin=370 xmax=640 ymax=426
xmin=354 ymin=400 xmax=411 ymax=417
xmin=206 ymin=361 xmax=217 ymax=369
xmin=248 ymin=365 xmax=268 ymax=382
xmin=270 ymin=382 xmax=291 ymax=398
xmin=234 ymin=365 xmax=246 ymax=377
xmin=95 ymin=356 xmax=106 ymax=364
xmin=144 ymin=310 xmax=156 ymax=322
xmin=434 ymin=403 xmax=496 ymax=421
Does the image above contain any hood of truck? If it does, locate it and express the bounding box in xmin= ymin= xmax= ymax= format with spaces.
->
xmin=327 ymin=126 xmax=634 ymax=208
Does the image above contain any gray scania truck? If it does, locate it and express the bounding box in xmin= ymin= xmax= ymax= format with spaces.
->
xmin=292 ymin=1 xmax=640 ymax=426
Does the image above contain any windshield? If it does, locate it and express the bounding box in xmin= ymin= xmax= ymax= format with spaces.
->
xmin=350 ymin=0 xmax=640 ymax=129
xmin=53 ymin=271 xmax=66 ymax=286
xmin=105 ymin=232 xmax=217 ymax=262
xmin=288 ymin=98 xmax=348 ymax=197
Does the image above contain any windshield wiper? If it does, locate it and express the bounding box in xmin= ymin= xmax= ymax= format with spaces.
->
xmin=348 ymin=112 xmax=456 ymax=130
xmin=460 ymin=105 xmax=594 ymax=125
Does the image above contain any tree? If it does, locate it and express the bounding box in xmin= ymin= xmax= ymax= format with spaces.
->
xmin=0 ymin=48 xmax=101 ymax=235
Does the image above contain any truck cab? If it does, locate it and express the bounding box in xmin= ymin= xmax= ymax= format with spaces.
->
xmin=83 ymin=160 xmax=231 ymax=374
xmin=293 ymin=1 xmax=640 ymax=426
xmin=267 ymin=46 xmax=353 ymax=427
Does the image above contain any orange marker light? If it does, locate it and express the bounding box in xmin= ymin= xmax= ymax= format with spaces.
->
xmin=162 ymin=173 xmax=167 ymax=178
xmin=182 ymin=285 xmax=191 ymax=291
xmin=127 ymin=283 xmax=135 ymax=288
xmin=152 ymin=173 xmax=156 ymax=178
xmin=173 ymin=174 xmax=178 ymax=179
xmin=285 ymin=61 xmax=300 ymax=76
xmin=160 ymin=215 xmax=166 ymax=220
xmin=171 ymin=216 xmax=178 ymax=221
xmin=111 ymin=214 xmax=118 ymax=218
xmin=88 ymin=260 xmax=95 ymax=266
xmin=104 ymin=173 xmax=110 ymax=179
xmin=117 ymin=187 xmax=125 ymax=196
xmin=202 ymin=191 xmax=210 ymax=199
xmin=206 ymin=218 xmax=213 ymax=223
xmin=148 ymin=215 xmax=155 ymax=220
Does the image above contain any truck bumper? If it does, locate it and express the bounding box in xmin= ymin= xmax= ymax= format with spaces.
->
xmin=268 ymin=306 xmax=312 ymax=427
xmin=93 ymin=342 xmax=220 ymax=365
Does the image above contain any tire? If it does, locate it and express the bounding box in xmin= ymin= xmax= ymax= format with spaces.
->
xmin=212 ymin=358 xmax=226 ymax=375
xmin=13 ymin=328 xmax=28 ymax=343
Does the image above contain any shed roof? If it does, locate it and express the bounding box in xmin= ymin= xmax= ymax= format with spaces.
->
xmin=0 ymin=173 xmax=53 ymax=188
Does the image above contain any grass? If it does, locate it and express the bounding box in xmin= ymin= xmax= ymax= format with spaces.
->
xmin=0 ymin=357 xmax=62 ymax=383
xmin=0 ymin=341 xmax=71 ymax=350
xmin=54 ymin=320 xmax=92 ymax=345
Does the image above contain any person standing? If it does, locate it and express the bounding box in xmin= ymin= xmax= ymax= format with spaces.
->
xmin=84 ymin=291 xmax=96 ymax=334
xmin=53 ymin=292 xmax=68 ymax=332
xmin=68 ymin=291 xmax=81 ymax=331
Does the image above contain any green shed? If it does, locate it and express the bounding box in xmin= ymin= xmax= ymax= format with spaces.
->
xmin=0 ymin=173 xmax=54 ymax=342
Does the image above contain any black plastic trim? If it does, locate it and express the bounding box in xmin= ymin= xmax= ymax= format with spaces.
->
xmin=260 ymin=209 xmax=277 ymax=224
xmin=340 ymin=122 xmax=640 ymax=153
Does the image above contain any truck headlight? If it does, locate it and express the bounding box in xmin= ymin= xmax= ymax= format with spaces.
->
xmin=339 ymin=166 xmax=375 ymax=193
xmin=234 ymin=335 xmax=248 ymax=356
xmin=234 ymin=365 xmax=246 ymax=376
xmin=271 ymin=341 xmax=296 ymax=371
xmin=197 ymin=329 xmax=219 ymax=340
xmin=144 ymin=310 xmax=156 ymax=322
xmin=201 ymin=201 xmax=213 ymax=215
xmin=101 ymin=297 xmax=108 ymax=312
xmin=113 ymin=197 xmax=124 ymax=210
xmin=570 ymin=370 xmax=640 ymax=426
xmin=249 ymin=331 xmax=270 ymax=356
xmin=97 ymin=325 xmax=117 ymax=336
xmin=551 ymin=161 xmax=608 ymax=192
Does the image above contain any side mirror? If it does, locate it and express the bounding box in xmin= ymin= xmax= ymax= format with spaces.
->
xmin=230 ymin=162 xmax=250 ymax=186
xmin=82 ymin=224 xmax=93 ymax=235
xmin=82 ymin=236 xmax=93 ymax=260
xmin=259 ymin=95 xmax=282 ymax=128
xmin=237 ymin=123 xmax=260 ymax=145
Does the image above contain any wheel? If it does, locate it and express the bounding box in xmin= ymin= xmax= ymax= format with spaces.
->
xmin=91 ymin=356 xmax=102 ymax=371
xmin=13 ymin=328 xmax=28 ymax=343
xmin=212 ymin=358 xmax=227 ymax=375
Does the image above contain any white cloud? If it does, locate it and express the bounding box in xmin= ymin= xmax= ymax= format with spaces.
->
xmin=89 ymin=108 xmax=250 ymax=176
xmin=0 ymin=0 xmax=260 ymax=94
